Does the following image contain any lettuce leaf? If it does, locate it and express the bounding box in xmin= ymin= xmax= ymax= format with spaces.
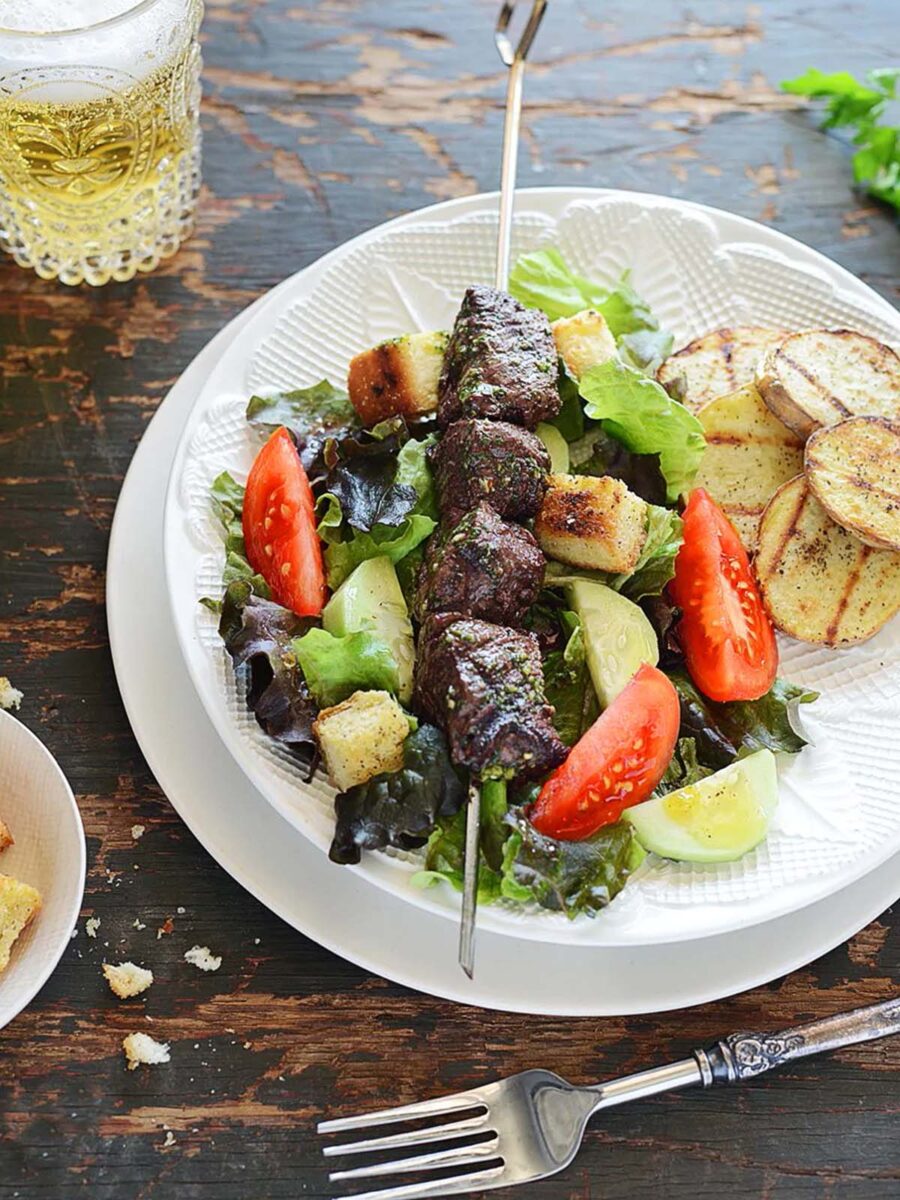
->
xmin=320 ymin=418 xmax=420 ymax=532
xmin=653 ymin=737 xmax=713 ymax=796
xmin=205 ymin=472 xmax=270 ymax=604
xmin=500 ymin=816 xmax=643 ymax=918
xmin=580 ymin=359 xmax=706 ymax=503
xmin=542 ymin=612 xmax=598 ymax=746
xmin=292 ymin=627 xmax=399 ymax=708
xmin=247 ymin=379 xmax=356 ymax=438
xmin=220 ymin=585 xmax=318 ymax=758
xmin=571 ymin=425 xmax=667 ymax=505
xmin=414 ymin=779 xmax=509 ymax=903
xmin=670 ymin=671 xmax=819 ymax=769
xmin=548 ymin=362 xmax=586 ymax=442
xmin=330 ymin=724 xmax=466 ymax=865
xmin=323 ymin=514 xmax=436 ymax=591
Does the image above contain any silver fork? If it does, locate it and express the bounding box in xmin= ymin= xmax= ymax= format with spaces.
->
xmin=319 ymin=997 xmax=900 ymax=1200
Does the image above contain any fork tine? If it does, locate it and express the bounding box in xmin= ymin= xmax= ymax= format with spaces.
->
xmin=330 ymin=1163 xmax=506 ymax=1200
xmin=329 ymin=1135 xmax=500 ymax=1182
xmin=322 ymin=1114 xmax=491 ymax=1158
xmin=318 ymin=1090 xmax=487 ymax=1134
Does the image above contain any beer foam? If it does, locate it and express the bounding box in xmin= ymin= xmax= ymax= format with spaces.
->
xmin=0 ymin=1 xmax=143 ymax=33
xmin=0 ymin=0 xmax=194 ymax=94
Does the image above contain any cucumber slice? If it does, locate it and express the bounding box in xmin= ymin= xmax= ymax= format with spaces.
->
xmin=535 ymin=422 xmax=570 ymax=474
xmin=567 ymin=579 xmax=658 ymax=708
xmin=322 ymin=556 xmax=415 ymax=703
xmin=624 ymin=749 xmax=778 ymax=863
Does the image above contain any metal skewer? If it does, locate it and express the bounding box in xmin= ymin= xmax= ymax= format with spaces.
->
xmin=459 ymin=0 xmax=549 ymax=981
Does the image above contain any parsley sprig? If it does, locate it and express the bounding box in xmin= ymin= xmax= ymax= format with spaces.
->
xmin=782 ymin=68 xmax=900 ymax=215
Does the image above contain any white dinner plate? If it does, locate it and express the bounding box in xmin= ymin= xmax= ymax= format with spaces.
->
xmin=162 ymin=188 xmax=900 ymax=948
xmin=108 ymin=271 xmax=900 ymax=1015
xmin=0 ymin=710 xmax=86 ymax=1031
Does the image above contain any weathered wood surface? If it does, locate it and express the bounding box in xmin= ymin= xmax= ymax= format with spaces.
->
xmin=2 ymin=1 xmax=899 ymax=1196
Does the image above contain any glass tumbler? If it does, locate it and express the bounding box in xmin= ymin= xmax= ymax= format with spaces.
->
xmin=0 ymin=0 xmax=203 ymax=285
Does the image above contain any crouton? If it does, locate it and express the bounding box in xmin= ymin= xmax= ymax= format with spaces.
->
xmin=314 ymin=689 xmax=408 ymax=793
xmin=348 ymin=331 xmax=448 ymax=426
xmin=535 ymin=473 xmax=647 ymax=573
xmin=123 ymin=1032 xmax=170 ymax=1071
xmin=551 ymin=310 xmax=617 ymax=379
xmin=184 ymin=946 xmax=222 ymax=972
xmin=0 ymin=875 xmax=42 ymax=974
xmin=103 ymin=961 xmax=154 ymax=999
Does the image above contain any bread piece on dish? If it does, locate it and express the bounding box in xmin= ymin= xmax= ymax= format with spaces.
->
xmin=693 ymin=383 xmax=804 ymax=552
xmin=535 ymin=473 xmax=647 ymax=573
xmin=348 ymin=331 xmax=448 ymax=426
xmin=314 ymin=689 xmax=408 ymax=793
xmin=103 ymin=961 xmax=154 ymax=999
xmin=657 ymin=326 xmax=790 ymax=412
xmin=755 ymin=475 xmax=900 ymax=646
xmin=805 ymin=416 xmax=900 ymax=551
xmin=756 ymin=329 xmax=900 ymax=438
xmin=0 ymin=818 xmax=12 ymax=853
xmin=123 ymin=1032 xmax=170 ymax=1071
xmin=0 ymin=875 xmax=42 ymax=974
xmin=551 ymin=310 xmax=617 ymax=379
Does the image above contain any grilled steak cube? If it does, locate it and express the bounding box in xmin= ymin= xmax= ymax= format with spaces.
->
xmin=415 ymin=502 xmax=545 ymax=626
xmin=438 ymin=285 xmax=560 ymax=428
xmin=431 ymin=418 xmax=550 ymax=522
xmin=414 ymin=614 xmax=567 ymax=782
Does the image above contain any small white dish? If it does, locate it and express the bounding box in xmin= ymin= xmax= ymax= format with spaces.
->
xmin=0 ymin=710 xmax=86 ymax=1030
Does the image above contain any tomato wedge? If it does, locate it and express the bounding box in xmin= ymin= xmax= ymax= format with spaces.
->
xmin=530 ymin=664 xmax=680 ymax=841
xmin=243 ymin=427 xmax=326 ymax=617
xmin=669 ymin=488 xmax=777 ymax=702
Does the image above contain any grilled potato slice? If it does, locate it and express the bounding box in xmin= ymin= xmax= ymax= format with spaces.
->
xmin=756 ymin=329 xmax=900 ymax=439
xmin=347 ymin=330 xmax=448 ymax=426
xmin=805 ymin=416 xmax=900 ymax=551
xmin=657 ymin=326 xmax=790 ymax=413
xmin=755 ymin=475 xmax=900 ymax=646
xmin=552 ymin=310 xmax=617 ymax=379
xmin=535 ymin=473 xmax=647 ymax=573
xmin=693 ymin=383 xmax=804 ymax=551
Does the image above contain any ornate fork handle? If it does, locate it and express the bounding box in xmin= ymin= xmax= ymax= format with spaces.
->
xmin=695 ymin=998 xmax=900 ymax=1085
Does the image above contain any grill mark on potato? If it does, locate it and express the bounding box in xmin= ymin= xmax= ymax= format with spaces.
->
xmin=778 ymin=350 xmax=853 ymax=418
xmin=825 ymin=545 xmax=873 ymax=645
xmin=761 ymin=478 xmax=809 ymax=580
xmin=720 ymin=328 xmax=736 ymax=387
xmin=706 ymin=432 xmax=803 ymax=448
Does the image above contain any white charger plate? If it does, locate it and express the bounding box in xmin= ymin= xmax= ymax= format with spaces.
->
xmin=110 ymin=287 xmax=900 ymax=1014
xmin=112 ymin=288 xmax=900 ymax=1012
xmin=163 ymin=188 xmax=900 ymax=949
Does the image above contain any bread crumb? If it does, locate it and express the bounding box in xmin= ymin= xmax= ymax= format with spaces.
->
xmin=132 ymin=918 xmax=147 ymax=931
xmin=0 ymin=678 xmax=23 ymax=711
xmin=156 ymin=917 xmax=174 ymax=940
xmin=103 ymin=961 xmax=154 ymax=999
xmin=123 ymin=1032 xmax=170 ymax=1071
xmin=184 ymin=945 xmax=222 ymax=972
xmin=161 ymin=1130 xmax=176 ymax=1149
xmin=0 ymin=875 xmax=42 ymax=972
xmin=0 ymin=818 xmax=13 ymax=853
xmin=85 ymin=917 xmax=101 ymax=939
xmin=131 ymin=824 xmax=145 ymax=841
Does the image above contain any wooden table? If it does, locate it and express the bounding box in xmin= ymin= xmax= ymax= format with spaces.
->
xmin=2 ymin=2 xmax=899 ymax=1196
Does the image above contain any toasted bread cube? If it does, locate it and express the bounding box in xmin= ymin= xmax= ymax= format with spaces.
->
xmin=314 ymin=690 xmax=409 ymax=793
xmin=103 ymin=961 xmax=154 ymax=999
xmin=348 ymin=331 xmax=448 ymax=426
xmin=552 ymin=310 xmax=617 ymax=379
xmin=0 ymin=874 xmax=42 ymax=974
xmin=0 ymin=819 xmax=12 ymax=853
xmin=123 ymin=1032 xmax=170 ymax=1071
xmin=535 ymin=473 xmax=647 ymax=573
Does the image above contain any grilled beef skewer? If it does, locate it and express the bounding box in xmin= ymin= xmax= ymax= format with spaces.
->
xmin=415 ymin=613 xmax=566 ymax=785
xmin=414 ymin=502 xmax=545 ymax=627
xmin=430 ymin=417 xmax=550 ymax=523
xmin=438 ymin=285 xmax=561 ymax=428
